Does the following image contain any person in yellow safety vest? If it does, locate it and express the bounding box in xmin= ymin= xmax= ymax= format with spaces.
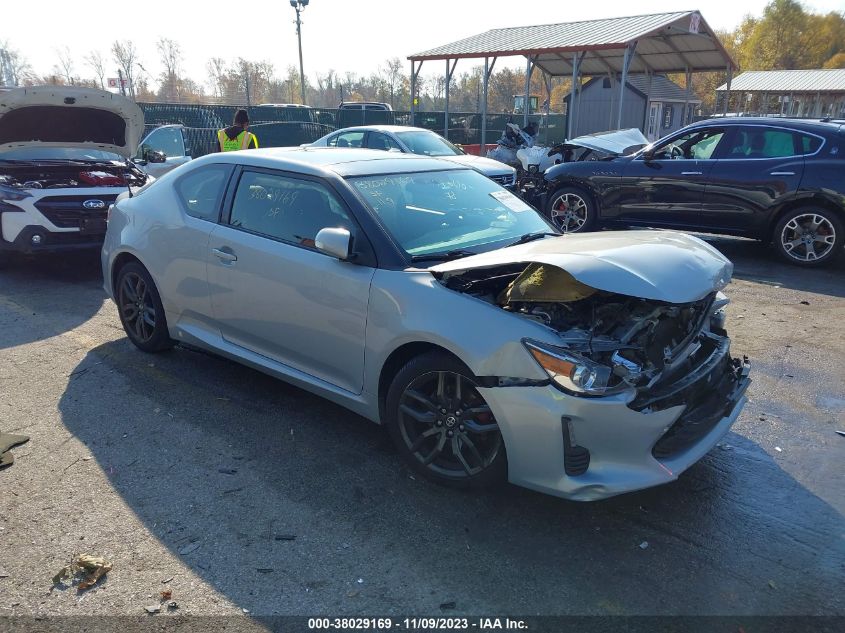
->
xmin=216 ymin=109 xmax=258 ymax=152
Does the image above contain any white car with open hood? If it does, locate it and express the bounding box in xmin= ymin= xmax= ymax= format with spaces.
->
xmin=0 ymin=86 xmax=154 ymax=265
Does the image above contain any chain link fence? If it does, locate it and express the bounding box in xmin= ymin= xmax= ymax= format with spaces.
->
xmin=138 ymin=103 xmax=568 ymax=157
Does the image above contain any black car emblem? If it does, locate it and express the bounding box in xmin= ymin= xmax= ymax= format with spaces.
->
xmin=83 ymin=199 xmax=106 ymax=209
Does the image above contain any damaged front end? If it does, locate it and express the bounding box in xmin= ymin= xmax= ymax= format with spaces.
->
xmin=438 ymin=261 xmax=743 ymax=398
xmin=432 ymin=233 xmax=751 ymax=476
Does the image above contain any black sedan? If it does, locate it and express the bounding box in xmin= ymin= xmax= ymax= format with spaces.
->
xmin=542 ymin=117 xmax=845 ymax=267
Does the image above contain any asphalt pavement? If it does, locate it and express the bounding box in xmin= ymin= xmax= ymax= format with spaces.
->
xmin=0 ymin=237 xmax=843 ymax=621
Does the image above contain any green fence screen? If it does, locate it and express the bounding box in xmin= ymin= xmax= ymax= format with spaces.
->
xmin=138 ymin=103 xmax=568 ymax=157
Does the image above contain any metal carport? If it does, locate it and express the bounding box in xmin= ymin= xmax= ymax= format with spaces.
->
xmin=408 ymin=10 xmax=736 ymax=144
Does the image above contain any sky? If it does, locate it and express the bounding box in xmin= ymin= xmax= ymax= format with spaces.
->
xmin=9 ymin=0 xmax=845 ymax=88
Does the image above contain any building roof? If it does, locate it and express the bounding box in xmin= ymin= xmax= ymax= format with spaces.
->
xmin=627 ymin=75 xmax=702 ymax=102
xmin=717 ymin=69 xmax=845 ymax=93
xmin=408 ymin=11 xmax=736 ymax=76
xmin=565 ymin=75 xmax=702 ymax=103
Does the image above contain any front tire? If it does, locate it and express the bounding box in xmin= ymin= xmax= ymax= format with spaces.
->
xmin=115 ymin=262 xmax=175 ymax=353
xmin=385 ymin=351 xmax=507 ymax=489
xmin=773 ymin=207 xmax=844 ymax=267
xmin=546 ymin=186 xmax=597 ymax=233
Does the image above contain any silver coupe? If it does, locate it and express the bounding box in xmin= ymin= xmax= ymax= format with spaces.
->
xmin=102 ymin=147 xmax=750 ymax=501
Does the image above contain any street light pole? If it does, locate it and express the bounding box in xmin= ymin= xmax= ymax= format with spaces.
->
xmin=290 ymin=0 xmax=309 ymax=106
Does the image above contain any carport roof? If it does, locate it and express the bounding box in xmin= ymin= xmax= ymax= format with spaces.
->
xmin=408 ymin=10 xmax=736 ymax=75
xmin=716 ymin=69 xmax=845 ymax=93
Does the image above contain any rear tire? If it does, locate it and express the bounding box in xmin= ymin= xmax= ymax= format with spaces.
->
xmin=546 ymin=187 xmax=597 ymax=233
xmin=385 ymin=351 xmax=507 ymax=489
xmin=115 ymin=262 xmax=175 ymax=353
xmin=772 ymin=206 xmax=844 ymax=267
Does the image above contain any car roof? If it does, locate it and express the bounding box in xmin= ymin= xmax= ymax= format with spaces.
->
xmin=328 ymin=125 xmax=434 ymax=135
xmin=689 ymin=116 xmax=844 ymax=134
xmin=189 ymin=146 xmax=467 ymax=178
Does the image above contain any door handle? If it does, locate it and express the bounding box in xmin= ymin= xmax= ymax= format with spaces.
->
xmin=212 ymin=247 xmax=237 ymax=263
xmin=770 ymin=171 xmax=795 ymax=176
xmin=681 ymin=171 xmax=703 ymax=175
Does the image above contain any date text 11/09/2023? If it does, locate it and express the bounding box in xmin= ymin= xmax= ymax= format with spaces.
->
xmin=307 ymin=617 xmax=529 ymax=630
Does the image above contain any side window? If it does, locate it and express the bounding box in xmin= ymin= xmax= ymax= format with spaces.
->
xmin=138 ymin=127 xmax=184 ymax=158
xmin=653 ymin=129 xmax=725 ymax=160
xmin=175 ymin=165 xmax=230 ymax=221
xmin=326 ymin=133 xmax=340 ymax=147
xmin=725 ymin=127 xmax=800 ymax=159
xmin=366 ymin=132 xmax=400 ymax=151
xmin=333 ymin=131 xmax=365 ymax=148
xmin=228 ymin=171 xmax=351 ymax=249
xmin=799 ymin=133 xmax=823 ymax=155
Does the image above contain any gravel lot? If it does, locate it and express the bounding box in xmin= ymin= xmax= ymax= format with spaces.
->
xmin=0 ymin=237 xmax=843 ymax=621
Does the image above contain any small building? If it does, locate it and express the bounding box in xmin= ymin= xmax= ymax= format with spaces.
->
xmin=565 ymin=74 xmax=701 ymax=141
xmin=716 ymin=69 xmax=845 ymax=118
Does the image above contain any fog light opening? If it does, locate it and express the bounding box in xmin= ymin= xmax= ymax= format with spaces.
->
xmin=562 ymin=416 xmax=591 ymax=476
xmin=30 ymin=234 xmax=43 ymax=245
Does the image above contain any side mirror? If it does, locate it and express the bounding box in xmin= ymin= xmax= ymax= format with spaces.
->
xmin=642 ymin=148 xmax=655 ymax=162
xmin=315 ymin=227 xmax=351 ymax=260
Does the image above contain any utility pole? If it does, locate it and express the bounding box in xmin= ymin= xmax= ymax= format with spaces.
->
xmin=290 ymin=0 xmax=309 ymax=106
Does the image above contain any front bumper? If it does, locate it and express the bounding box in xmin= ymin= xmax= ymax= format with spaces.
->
xmin=0 ymin=223 xmax=105 ymax=254
xmin=480 ymin=340 xmax=750 ymax=501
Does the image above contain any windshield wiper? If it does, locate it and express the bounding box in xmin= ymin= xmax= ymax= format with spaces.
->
xmin=506 ymin=231 xmax=558 ymax=247
xmin=409 ymin=248 xmax=477 ymax=263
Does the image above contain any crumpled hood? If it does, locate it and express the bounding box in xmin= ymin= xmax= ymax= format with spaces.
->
xmin=564 ymin=128 xmax=648 ymax=156
xmin=0 ymin=86 xmax=144 ymax=158
xmin=437 ymin=153 xmax=515 ymax=176
xmin=430 ymin=230 xmax=733 ymax=304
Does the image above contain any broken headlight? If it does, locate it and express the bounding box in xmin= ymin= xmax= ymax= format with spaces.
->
xmin=524 ymin=340 xmax=625 ymax=396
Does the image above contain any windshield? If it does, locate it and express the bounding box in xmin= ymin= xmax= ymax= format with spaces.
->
xmin=396 ymin=131 xmax=463 ymax=157
xmin=350 ymin=169 xmax=553 ymax=259
xmin=0 ymin=147 xmax=124 ymax=162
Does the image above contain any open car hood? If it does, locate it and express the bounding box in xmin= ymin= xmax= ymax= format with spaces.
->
xmin=0 ymin=86 xmax=144 ymax=158
xmin=563 ymin=128 xmax=648 ymax=156
xmin=429 ymin=231 xmax=733 ymax=304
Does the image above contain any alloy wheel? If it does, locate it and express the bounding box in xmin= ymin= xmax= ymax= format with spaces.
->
xmin=397 ymin=371 xmax=501 ymax=478
xmin=118 ymin=272 xmax=157 ymax=343
xmin=780 ymin=213 xmax=837 ymax=262
xmin=550 ymin=192 xmax=588 ymax=232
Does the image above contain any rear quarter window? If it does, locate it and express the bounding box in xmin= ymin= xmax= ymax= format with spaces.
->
xmin=175 ymin=164 xmax=231 ymax=222
xmin=800 ymin=133 xmax=823 ymax=155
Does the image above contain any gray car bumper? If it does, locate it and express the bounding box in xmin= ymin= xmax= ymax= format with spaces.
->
xmin=480 ymin=351 xmax=750 ymax=501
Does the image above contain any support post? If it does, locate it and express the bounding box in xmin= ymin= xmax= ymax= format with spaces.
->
xmin=523 ymin=56 xmax=535 ymax=127
xmin=410 ymin=60 xmax=423 ymax=126
xmin=723 ymin=64 xmax=733 ymax=116
xmin=444 ymin=59 xmax=457 ymax=140
xmin=481 ymin=57 xmax=496 ymax=154
xmin=682 ymin=67 xmax=691 ymax=126
xmin=567 ymin=53 xmax=580 ymax=139
xmin=641 ymin=69 xmax=653 ymax=132
xmin=617 ymin=41 xmax=636 ymax=129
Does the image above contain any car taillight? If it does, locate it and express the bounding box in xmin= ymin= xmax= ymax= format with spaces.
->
xmin=78 ymin=171 xmax=125 ymax=186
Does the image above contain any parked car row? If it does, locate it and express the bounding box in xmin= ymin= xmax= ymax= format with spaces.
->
xmin=3 ymin=85 xmax=840 ymax=501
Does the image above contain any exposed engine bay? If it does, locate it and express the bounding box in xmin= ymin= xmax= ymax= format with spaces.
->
xmin=438 ymin=262 xmax=727 ymax=396
xmin=0 ymin=160 xmax=148 ymax=190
